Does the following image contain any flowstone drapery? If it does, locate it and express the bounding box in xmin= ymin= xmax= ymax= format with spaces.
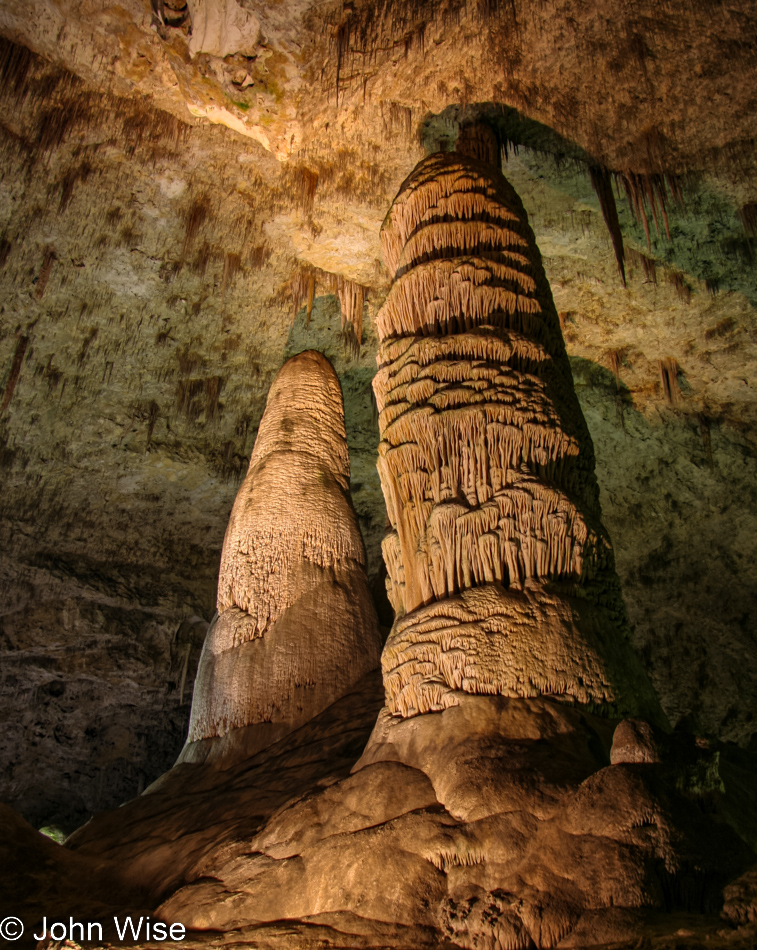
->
xmin=180 ymin=349 xmax=382 ymax=764
xmin=374 ymin=138 xmax=661 ymax=721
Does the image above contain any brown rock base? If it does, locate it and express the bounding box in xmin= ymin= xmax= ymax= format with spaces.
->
xmin=4 ymin=681 xmax=756 ymax=949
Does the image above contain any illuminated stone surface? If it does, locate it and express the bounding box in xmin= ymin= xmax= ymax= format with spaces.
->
xmin=180 ymin=350 xmax=382 ymax=764
xmin=55 ymin=148 xmax=752 ymax=950
xmin=2 ymin=21 xmax=757 ymax=830
xmin=0 ymin=6 xmax=756 ymax=945
xmin=373 ymin=145 xmax=661 ymax=722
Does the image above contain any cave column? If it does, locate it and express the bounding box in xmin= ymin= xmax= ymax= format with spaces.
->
xmin=373 ymin=124 xmax=662 ymax=722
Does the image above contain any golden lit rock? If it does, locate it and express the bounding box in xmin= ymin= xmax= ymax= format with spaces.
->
xmin=373 ymin=145 xmax=661 ymax=721
xmin=1 ymin=6 xmax=756 ymax=947
xmin=181 ymin=350 xmax=382 ymax=764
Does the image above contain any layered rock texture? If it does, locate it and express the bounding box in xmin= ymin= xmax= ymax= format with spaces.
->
xmin=373 ymin=138 xmax=661 ymax=722
xmin=49 ymin=681 xmax=755 ymax=950
xmin=181 ymin=350 xmax=382 ymax=764
xmin=22 ymin=143 xmax=750 ymax=950
xmin=0 ymin=0 xmax=756 ymax=883
xmin=144 ymin=695 xmax=752 ymax=950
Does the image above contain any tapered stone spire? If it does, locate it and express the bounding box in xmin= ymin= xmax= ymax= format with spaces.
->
xmin=373 ymin=131 xmax=662 ymax=721
xmin=180 ymin=349 xmax=383 ymax=764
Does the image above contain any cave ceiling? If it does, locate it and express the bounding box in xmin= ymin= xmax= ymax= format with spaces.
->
xmin=0 ymin=0 xmax=755 ymax=831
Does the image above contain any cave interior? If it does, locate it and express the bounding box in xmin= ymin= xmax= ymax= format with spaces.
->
xmin=1 ymin=0 xmax=757 ymax=948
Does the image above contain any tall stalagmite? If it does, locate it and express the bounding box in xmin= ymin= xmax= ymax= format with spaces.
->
xmin=57 ymin=143 xmax=750 ymax=950
xmin=374 ymin=128 xmax=662 ymax=721
xmin=180 ymin=350 xmax=383 ymax=765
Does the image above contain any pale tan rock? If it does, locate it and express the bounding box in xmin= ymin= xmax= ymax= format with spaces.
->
xmin=155 ymin=694 xmax=751 ymax=948
xmin=187 ymin=0 xmax=261 ymax=59
xmin=22 ymin=669 xmax=753 ymax=950
xmin=251 ymin=760 xmax=439 ymax=860
xmin=380 ymin=584 xmax=659 ymax=721
xmin=179 ymin=350 xmax=382 ymax=765
xmin=373 ymin=146 xmax=662 ymax=723
xmin=1 ymin=20 xmax=756 ymax=832
xmin=354 ymin=693 xmax=612 ymax=823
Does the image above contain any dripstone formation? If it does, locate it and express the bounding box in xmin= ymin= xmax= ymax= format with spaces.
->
xmin=9 ymin=146 xmax=754 ymax=950
xmin=374 ymin=131 xmax=661 ymax=722
xmin=180 ymin=349 xmax=382 ymax=764
xmin=146 ymin=140 xmax=752 ymax=949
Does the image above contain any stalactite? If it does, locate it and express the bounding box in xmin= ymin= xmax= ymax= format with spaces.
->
xmin=182 ymin=194 xmax=212 ymax=259
xmin=305 ymin=272 xmax=315 ymax=326
xmin=618 ymin=171 xmax=683 ymax=249
xmin=334 ymin=15 xmax=350 ymax=105
xmin=335 ymin=275 xmax=365 ymax=349
xmin=291 ymin=166 xmax=319 ymax=213
xmin=37 ymin=97 xmax=92 ymax=155
xmin=291 ymin=263 xmax=366 ymax=350
xmin=666 ymin=269 xmax=691 ymax=303
xmin=291 ymin=266 xmax=317 ymax=323
xmin=191 ymin=243 xmax=215 ymax=277
xmin=373 ymin=129 xmax=655 ymax=722
xmin=35 ymin=247 xmax=56 ymax=298
xmin=175 ymin=379 xmax=205 ymax=420
xmin=383 ymin=100 xmax=413 ymax=139
xmin=626 ymin=246 xmax=657 ymax=284
xmin=0 ymin=333 xmax=29 ymax=415
xmin=659 ymin=358 xmax=681 ymax=405
xmin=739 ymin=202 xmax=757 ymax=238
xmin=57 ymin=160 xmax=94 ymax=214
xmin=698 ymin=413 xmax=714 ymax=468
xmin=204 ymin=376 xmax=223 ymax=421
xmin=118 ymin=99 xmax=188 ymax=157
xmin=0 ymin=37 xmax=33 ymax=101
xmin=0 ymin=35 xmax=189 ymax=190
xmin=588 ymin=165 xmax=626 ymax=286
xmin=325 ymin=0 xmax=479 ymax=106
xmin=456 ymin=122 xmax=500 ymax=166
xmin=248 ymin=244 xmax=270 ymax=269
xmin=607 ymin=349 xmax=623 ymax=386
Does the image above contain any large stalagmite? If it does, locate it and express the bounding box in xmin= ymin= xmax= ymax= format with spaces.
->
xmin=373 ymin=131 xmax=661 ymax=721
xmin=51 ymin=141 xmax=753 ymax=950
xmin=179 ymin=349 xmax=383 ymax=765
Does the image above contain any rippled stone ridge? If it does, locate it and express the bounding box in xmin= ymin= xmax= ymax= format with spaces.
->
xmin=374 ymin=145 xmax=660 ymax=720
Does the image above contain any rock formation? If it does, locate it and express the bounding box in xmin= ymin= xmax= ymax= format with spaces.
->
xmin=6 ymin=156 xmax=750 ymax=949
xmin=179 ymin=349 xmax=383 ymax=765
xmin=186 ymin=0 xmax=260 ymax=60
xmin=144 ymin=130 xmax=737 ymax=947
xmin=2 ymin=10 xmax=757 ymax=831
xmin=373 ymin=128 xmax=662 ymax=722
